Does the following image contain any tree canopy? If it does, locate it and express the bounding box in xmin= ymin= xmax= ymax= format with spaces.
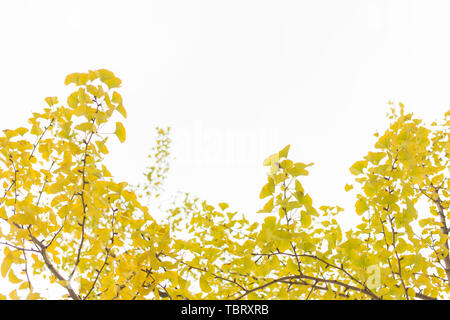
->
xmin=0 ymin=70 xmax=448 ymax=300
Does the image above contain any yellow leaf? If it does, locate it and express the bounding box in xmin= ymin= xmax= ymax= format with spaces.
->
xmin=349 ymin=160 xmax=367 ymax=175
xmin=300 ymin=210 xmax=311 ymax=228
xmin=0 ymin=207 xmax=7 ymax=220
xmin=104 ymin=77 xmax=122 ymax=89
xmin=263 ymin=216 xmax=277 ymax=230
xmin=78 ymin=73 xmax=89 ymax=85
xmin=112 ymin=91 xmax=122 ymax=104
xmin=258 ymin=198 xmax=274 ymax=213
xmin=286 ymin=259 xmax=298 ymax=274
xmin=67 ymin=92 xmax=79 ymax=108
xmin=27 ymin=292 xmax=41 ymax=300
xmin=287 ymin=162 xmax=313 ymax=177
xmin=218 ymin=203 xmax=229 ymax=210
xmin=116 ymin=104 xmax=127 ymax=118
xmin=96 ymin=69 xmax=115 ymax=81
xmin=295 ymin=180 xmax=304 ymax=195
xmin=278 ymin=145 xmax=290 ymax=158
xmin=115 ymin=122 xmax=126 ymax=143
xmin=45 ymin=97 xmax=58 ymax=106
xmin=365 ymin=152 xmax=385 ymax=165
xmin=259 ymin=179 xmax=275 ymax=199
xmin=102 ymin=164 xmax=112 ymax=177
xmin=65 ymin=73 xmax=80 ymax=85
xmin=1 ymin=254 xmax=13 ymax=277
xmin=15 ymin=127 xmax=28 ymax=136
xmin=96 ymin=139 xmax=109 ymax=154
xmin=86 ymin=84 xmax=98 ymax=96
xmin=74 ymin=122 xmax=94 ymax=132
xmin=9 ymin=213 xmax=35 ymax=225
xmin=9 ymin=290 xmax=19 ymax=300
xmin=355 ymin=199 xmax=369 ymax=215
xmin=199 ymin=275 xmax=212 ymax=293
xmin=344 ymin=184 xmax=353 ymax=192
xmin=8 ymin=271 xmax=22 ymax=284
xmin=87 ymin=70 xmax=98 ymax=81
xmin=19 ymin=282 xmax=29 ymax=290
xmin=263 ymin=153 xmax=278 ymax=166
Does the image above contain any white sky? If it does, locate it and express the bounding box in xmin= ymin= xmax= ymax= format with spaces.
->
xmin=0 ymin=0 xmax=450 ymax=297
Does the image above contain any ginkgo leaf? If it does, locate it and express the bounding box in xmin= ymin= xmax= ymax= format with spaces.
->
xmin=287 ymin=162 xmax=312 ymax=177
xmin=263 ymin=153 xmax=278 ymax=166
xmin=115 ymin=122 xmax=126 ymax=143
xmin=27 ymin=292 xmax=41 ymax=300
xmin=96 ymin=139 xmax=109 ymax=154
xmin=96 ymin=69 xmax=115 ymax=81
xmin=8 ymin=270 xmax=22 ymax=284
xmin=259 ymin=179 xmax=275 ymax=199
xmin=344 ymin=184 xmax=353 ymax=192
xmin=258 ymin=198 xmax=274 ymax=213
xmin=19 ymin=281 xmax=29 ymax=290
xmin=263 ymin=216 xmax=277 ymax=230
xmin=0 ymin=207 xmax=7 ymax=220
xmin=112 ymin=91 xmax=122 ymax=104
xmin=77 ymin=73 xmax=88 ymax=85
xmin=86 ymin=85 xmax=98 ymax=96
xmin=74 ymin=122 xmax=94 ymax=132
xmin=67 ymin=92 xmax=79 ymax=108
xmin=45 ymin=97 xmax=58 ymax=106
xmin=278 ymin=145 xmax=290 ymax=158
xmin=1 ymin=255 xmax=13 ymax=278
xmin=199 ymin=275 xmax=212 ymax=293
xmin=116 ymin=105 xmax=127 ymax=118
xmin=64 ymin=73 xmax=80 ymax=85
xmin=349 ymin=160 xmax=367 ymax=175
xmin=295 ymin=180 xmax=304 ymax=195
xmin=300 ymin=211 xmax=311 ymax=227
xmin=104 ymin=77 xmax=122 ymax=89
xmin=365 ymin=152 xmax=385 ymax=165
xmin=9 ymin=290 xmax=19 ymax=300
xmin=355 ymin=199 xmax=369 ymax=215
xmin=218 ymin=203 xmax=229 ymax=210
xmin=15 ymin=127 xmax=28 ymax=136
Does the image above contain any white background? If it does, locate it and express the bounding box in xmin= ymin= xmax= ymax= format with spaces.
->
xmin=0 ymin=0 xmax=449 ymax=298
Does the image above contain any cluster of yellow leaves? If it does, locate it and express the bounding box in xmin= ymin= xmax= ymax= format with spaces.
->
xmin=0 ymin=69 xmax=448 ymax=301
xmin=163 ymin=104 xmax=449 ymax=300
xmin=343 ymin=104 xmax=450 ymax=299
xmin=0 ymin=70 xmax=175 ymax=300
xmin=165 ymin=147 xmax=367 ymax=300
